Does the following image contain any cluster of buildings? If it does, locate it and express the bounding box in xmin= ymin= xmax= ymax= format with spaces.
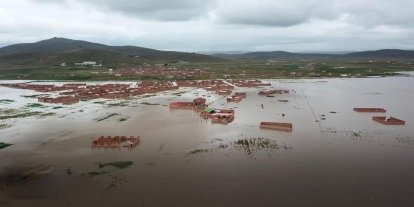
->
xmin=1 ymin=79 xmax=280 ymax=106
xmin=177 ymin=80 xmax=234 ymax=92
xmin=200 ymin=108 xmax=235 ymax=124
xmin=0 ymin=81 xmax=178 ymax=105
xmin=169 ymin=97 xmax=207 ymax=110
xmin=38 ymin=96 xmax=80 ymax=105
xmin=114 ymin=67 xmax=208 ymax=79
xmin=0 ymin=83 xmax=88 ymax=93
xmin=258 ymin=89 xmax=290 ymax=96
xmin=169 ymin=97 xmax=235 ymax=124
xmin=227 ymin=92 xmax=247 ymax=103
xmin=228 ymin=80 xmax=271 ymax=87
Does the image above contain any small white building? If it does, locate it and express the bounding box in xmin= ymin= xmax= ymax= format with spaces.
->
xmin=75 ymin=61 xmax=101 ymax=66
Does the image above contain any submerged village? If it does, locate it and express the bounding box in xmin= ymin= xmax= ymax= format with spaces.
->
xmin=0 ymin=68 xmax=407 ymax=150
xmin=0 ymin=66 xmax=413 ymax=206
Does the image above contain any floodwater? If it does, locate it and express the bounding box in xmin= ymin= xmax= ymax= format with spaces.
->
xmin=1 ymin=76 xmax=414 ymax=207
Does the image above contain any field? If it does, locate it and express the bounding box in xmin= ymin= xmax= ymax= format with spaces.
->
xmin=1 ymin=59 xmax=413 ymax=80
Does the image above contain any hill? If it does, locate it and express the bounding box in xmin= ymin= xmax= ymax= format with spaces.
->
xmin=213 ymin=49 xmax=414 ymax=60
xmin=344 ymin=49 xmax=414 ymax=59
xmin=0 ymin=37 xmax=222 ymax=69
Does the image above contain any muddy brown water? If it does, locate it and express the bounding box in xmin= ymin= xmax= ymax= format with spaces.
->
xmin=1 ymin=77 xmax=414 ymax=207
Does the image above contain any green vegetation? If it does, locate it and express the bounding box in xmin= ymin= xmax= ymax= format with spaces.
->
xmin=88 ymin=171 xmax=108 ymax=176
xmin=0 ymin=38 xmax=220 ymax=73
xmin=185 ymin=149 xmax=210 ymax=157
xmin=119 ymin=117 xmax=128 ymax=122
xmin=107 ymin=101 xmax=128 ymax=107
xmin=21 ymin=94 xmax=47 ymax=98
xmin=0 ymin=99 xmax=14 ymax=104
xmin=25 ymin=103 xmax=45 ymax=108
xmin=88 ymin=161 xmax=133 ymax=176
xmin=40 ymin=112 xmax=56 ymax=117
xmin=1 ymin=58 xmax=412 ymax=80
xmin=98 ymin=161 xmax=133 ymax=169
xmin=96 ymin=113 xmax=120 ymax=122
xmin=140 ymin=102 xmax=160 ymax=106
xmin=0 ymin=108 xmax=56 ymax=120
xmin=0 ymin=111 xmax=43 ymax=120
xmin=1 ymin=38 xmax=413 ymax=80
xmin=233 ymin=138 xmax=279 ymax=155
xmin=0 ymin=142 xmax=12 ymax=150
xmin=172 ymin=91 xmax=185 ymax=96
xmin=0 ymin=124 xmax=11 ymax=129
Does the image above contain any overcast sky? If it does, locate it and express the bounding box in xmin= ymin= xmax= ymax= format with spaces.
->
xmin=1 ymin=0 xmax=413 ymax=52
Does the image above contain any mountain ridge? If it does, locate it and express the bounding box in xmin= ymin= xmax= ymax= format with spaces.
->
xmin=1 ymin=38 xmax=414 ymax=70
xmin=0 ymin=37 xmax=222 ymax=69
xmin=212 ymin=49 xmax=414 ymax=60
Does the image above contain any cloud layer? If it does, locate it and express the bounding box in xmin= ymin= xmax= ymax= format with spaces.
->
xmin=1 ymin=0 xmax=413 ymax=52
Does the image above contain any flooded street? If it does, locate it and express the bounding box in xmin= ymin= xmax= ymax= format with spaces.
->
xmin=1 ymin=76 xmax=414 ymax=207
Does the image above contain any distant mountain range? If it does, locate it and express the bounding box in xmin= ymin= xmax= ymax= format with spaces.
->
xmin=0 ymin=37 xmax=221 ymax=69
xmin=212 ymin=49 xmax=414 ymax=60
xmin=1 ymin=37 xmax=413 ymax=70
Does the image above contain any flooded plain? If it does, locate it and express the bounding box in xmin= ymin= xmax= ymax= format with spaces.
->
xmin=1 ymin=76 xmax=414 ymax=207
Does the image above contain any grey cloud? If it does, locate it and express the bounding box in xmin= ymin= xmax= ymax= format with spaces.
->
xmin=213 ymin=0 xmax=414 ymax=28
xmin=3 ymin=0 xmax=414 ymax=52
xmin=33 ymin=0 xmax=213 ymax=21
xmin=214 ymin=0 xmax=337 ymax=27
xmin=33 ymin=0 xmax=414 ymax=27
xmin=337 ymin=0 xmax=414 ymax=27
xmin=89 ymin=0 xmax=214 ymax=21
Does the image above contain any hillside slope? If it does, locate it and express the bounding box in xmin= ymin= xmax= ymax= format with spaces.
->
xmin=213 ymin=49 xmax=414 ymax=60
xmin=0 ymin=37 xmax=221 ymax=69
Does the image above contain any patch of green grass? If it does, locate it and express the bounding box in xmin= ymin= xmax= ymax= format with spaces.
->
xmin=140 ymin=102 xmax=160 ymax=106
xmin=40 ymin=112 xmax=56 ymax=117
xmin=0 ymin=111 xmax=43 ymax=120
xmin=88 ymin=161 xmax=133 ymax=176
xmin=21 ymin=94 xmax=48 ymax=98
xmin=96 ymin=113 xmax=120 ymax=122
xmin=233 ymin=138 xmax=279 ymax=155
xmin=98 ymin=161 xmax=133 ymax=169
xmin=107 ymin=101 xmax=128 ymax=107
xmin=186 ymin=149 xmax=209 ymax=156
xmin=119 ymin=118 xmax=128 ymax=122
xmin=0 ymin=124 xmax=12 ymax=130
xmin=172 ymin=92 xmax=186 ymax=96
xmin=0 ymin=142 xmax=13 ymax=150
xmin=88 ymin=171 xmax=108 ymax=176
xmin=141 ymin=94 xmax=155 ymax=98
xmin=26 ymin=103 xmax=45 ymax=108
xmin=0 ymin=109 xmax=18 ymax=114
xmin=0 ymin=99 xmax=14 ymax=104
